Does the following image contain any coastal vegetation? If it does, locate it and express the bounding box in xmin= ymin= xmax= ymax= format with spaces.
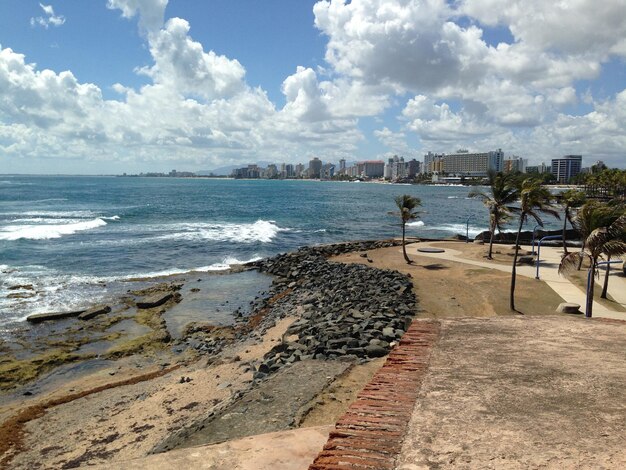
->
xmin=469 ymin=171 xmax=520 ymax=259
xmin=559 ymin=201 xmax=626 ymax=316
xmin=557 ymin=189 xmax=586 ymax=254
xmin=573 ymin=168 xmax=626 ymax=200
xmin=509 ymin=179 xmax=559 ymax=312
xmin=391 ymin=195 xmax=422 ymax=264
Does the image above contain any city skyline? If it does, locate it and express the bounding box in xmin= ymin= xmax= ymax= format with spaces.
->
xmin=1 ymin=1 xmax=625 ymax=174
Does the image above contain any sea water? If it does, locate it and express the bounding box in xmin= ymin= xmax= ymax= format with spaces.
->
xmin=0 ymin=176 xmax=562 ymax=332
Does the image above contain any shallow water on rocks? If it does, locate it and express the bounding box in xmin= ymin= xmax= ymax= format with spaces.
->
xmin=164 ymin=270 xmax=273 ymax=339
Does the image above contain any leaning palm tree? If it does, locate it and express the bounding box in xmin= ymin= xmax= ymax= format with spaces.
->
xmin=469 ymin=171 xmax=519 ymax=259
xmin=510 ymin=179 xmax=560 ymax=311
xmin=559 ymin=202 xmax=626 ymax=317
xmin=392 ymin=195 xmax=422 ymax=264
xmin=558 ymin=189 xmax=586 ymax=254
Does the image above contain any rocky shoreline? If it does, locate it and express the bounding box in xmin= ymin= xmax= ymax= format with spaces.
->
xmin=1 ymin=239 xmax=423 ymax=467
xmin=153 ymin=239 xmax=420 ymax=452
xmin=181 ymin=239 xmax=418 ymax=380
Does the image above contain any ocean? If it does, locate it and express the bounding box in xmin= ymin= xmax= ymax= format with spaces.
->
xmin=0 ymin=176 xmax=561 ymax=333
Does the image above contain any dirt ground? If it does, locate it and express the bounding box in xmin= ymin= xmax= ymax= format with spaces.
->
xmin=331 ymin=242 xmax=565 ymax=318
xmin=396 ymin=315 xmax=626 ymax=469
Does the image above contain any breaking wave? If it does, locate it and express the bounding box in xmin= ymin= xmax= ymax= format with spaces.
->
xmin=0 ymin=218 xmax=108 ymax=241
xmin=154 ymin=220 xmax=286 ymax=244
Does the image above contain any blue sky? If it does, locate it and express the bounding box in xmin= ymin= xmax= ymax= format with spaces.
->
xmin=1 ymin=0 xmax=625 ymax=174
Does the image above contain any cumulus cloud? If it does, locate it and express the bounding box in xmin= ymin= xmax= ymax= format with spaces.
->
xmin=460 ymin=0 xmax=626 ymax=58
xmin=106 ymin=0 xmax=168 ymax=33
xmin=402 ymin=95 xmax=502 ymax=143
xmin=3 ymin=1 xmax=626 ymax=170
xmin=30 ymin=3 xmax=66 ymax=29
xmin=0 ymin=40 xmax=362 ymax=168
xmin=139 ymin=18 xmax=246 ymax=100
xmin=374 ymin=127 xmax=410 ymax=153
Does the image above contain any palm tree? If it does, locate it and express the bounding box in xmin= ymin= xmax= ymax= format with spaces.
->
xmin=392 ymin=195 xmax=422 ymax=264
xmin=469 ymin=171 xmax=519 ymax=259
xmin=558 ymin=189 xmax=586 ymax=254
xmin=559 ymin=202 xmax=626 ymax=317
xmin=510 ymin=179 xmax=560 ymax=311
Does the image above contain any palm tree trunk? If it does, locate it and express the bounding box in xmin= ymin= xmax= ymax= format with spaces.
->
xmin=401 ymin=222 xmax=410 ymax=264
xmin=562 ymin=208 xmax=569 ymax=254
xmin=586 ymin=261 xmax=596 ymax=318
xmin=487 ymin=219 xmax=495 ymax=259
xmin=577 ymin=241 xmax=585 ymax=270
xmin=510 ymin=216 xmax=525 ymax=311
xmin=601 ymin=255 xmax=611 ymax=299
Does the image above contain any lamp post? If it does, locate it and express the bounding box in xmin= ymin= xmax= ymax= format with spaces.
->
xmin=535 ymin=235 xmax=562 ymax=280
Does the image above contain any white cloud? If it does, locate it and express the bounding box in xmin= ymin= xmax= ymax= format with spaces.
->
xmin=106 ymin=0 xmax=168 ymax=33
xmin=30 ymin=3 xmax=66 ymax=29
xmin=3 ymin=1 xmax=626 ymax=171
xmin=0 ymin=40 xmax=362 ymax=168
xmin=139 ymin=18 xmax=246 ymax=100
xmin=460 ymin=0 xmax=626 ymax=59
xmin=402 ymin=95 xmax=502 ymax=144
xmin=374 ymin=127 xmax=410 ymax=153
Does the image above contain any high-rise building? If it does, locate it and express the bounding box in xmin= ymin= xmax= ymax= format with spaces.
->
xmin=295 ymin=163 xmax=305 ymax=177
xmin=355 ymin=160 xmax=385 ymax=178
xmin=551 ymin=155 xmax=582 ymax=183
xmin=503 ymin=156 xmax=527 ymax=173
xmin=308 ymin=157 xmax=322 ymax=179
xmin=339 ymin=159 xmax=346 ymax=174
xmin=442 ymin=149 xmax=503 ymax=176
xmin=422 ymin=152 xmax=445 ymax=173
xmin=320 ymin=163 xmax=335 ymax=179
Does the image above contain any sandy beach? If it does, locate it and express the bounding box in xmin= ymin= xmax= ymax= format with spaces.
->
xmin=1 ymin=238 xmax=625 ymax=469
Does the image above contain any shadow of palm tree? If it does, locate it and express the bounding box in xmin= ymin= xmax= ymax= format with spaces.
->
xmin=421 ymin=264 xmax=449 ymax=271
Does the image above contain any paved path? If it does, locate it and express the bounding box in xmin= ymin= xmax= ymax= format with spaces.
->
xmin=411 ymin=242 xmax=626 ymax=320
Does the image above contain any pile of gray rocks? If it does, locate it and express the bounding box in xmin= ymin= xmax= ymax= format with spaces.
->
xmin=242 ymin=240 xmax=418 ymax=380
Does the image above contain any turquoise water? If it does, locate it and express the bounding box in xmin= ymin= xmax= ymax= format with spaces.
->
xmin=0 ymin=176 xmax=561 ymax=329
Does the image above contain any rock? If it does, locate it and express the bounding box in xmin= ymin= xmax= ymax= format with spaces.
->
xmin=365 ymin=344 xmax=388 ymax=358
xmin=556 ymin=302 xmax=582 ymax=314
xmin=8 ymin=284 xmax=34 ymax=291
xmin=78 ymin=305 xmax=111 ymax=320
xmin=136 ymin=292 xmax=174 ymax=309
xmin=7 ymin=292 xmax=36 ymax=299
xmin=382 ymin=327 xmax=396 ymax=339
xmin=26 ymin=309 xmax=86 ymax=323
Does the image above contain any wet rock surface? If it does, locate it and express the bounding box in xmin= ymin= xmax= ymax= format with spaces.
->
xmin=154 ymin=360 xmax=350 ymax=452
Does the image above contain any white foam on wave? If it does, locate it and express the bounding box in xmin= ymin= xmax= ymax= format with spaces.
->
xmin=156 ymin=220 xmax=285 ymax=244
xmin=419 ymin=222 xmax=485 ymax=236
xmin=121 ymin=256 xmax=264 ymax=277
xmin=12 ymin=210 xmax=96 ymax=218
xmin=0 ymin=218 xmax=107 ymax=241
xmin=102 ymin=215 xmax=120 ymax=221
xmin=406 ymin=221 xmax=425 ymax=227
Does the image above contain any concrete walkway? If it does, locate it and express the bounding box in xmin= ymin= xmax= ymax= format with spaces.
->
xmin=412 ymin=241 xmax=626 ymax=320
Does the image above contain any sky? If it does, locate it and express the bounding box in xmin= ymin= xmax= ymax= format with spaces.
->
xmin=1 ymin=0 xmax=625 ymax=175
